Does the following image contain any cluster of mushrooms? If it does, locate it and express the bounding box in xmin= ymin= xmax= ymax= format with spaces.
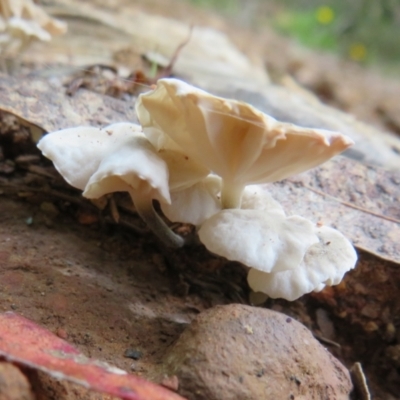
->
xmin=38 ymin=78 xmax=358 ymax=301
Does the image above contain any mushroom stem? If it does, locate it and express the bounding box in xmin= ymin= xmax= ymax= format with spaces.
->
xmin=129 ymin=189 xmax=185 ymax=248
xmin=221 ymin=181 xmax=245 ymax=209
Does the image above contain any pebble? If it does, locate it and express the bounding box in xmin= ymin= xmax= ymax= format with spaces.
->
xmin=124 ymin=349 xmax=142 ymax=360
xmin=158 ymin=304 xmax=353 ymax=400
xmin=0 ymin=362 xmax=34 ymax=400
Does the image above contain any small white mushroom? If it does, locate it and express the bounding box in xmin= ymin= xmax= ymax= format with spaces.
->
xmin=198 ymin=205 xmax=357 ymax=300
xmin=247 ymin=225 xmax=357 ymax=300
xmin=0 ymin=0 xmax=67 ymax=35
xmin=198 ymin=209 xmax=320 ymax=274
xmin=7 ymin=17 xmax=51 ymax=45
xmin=136 ymin=78 xmax=354 ymax=209
xmin=37 ymin=123 xmax=184 ymax=247
xmin=0 ymin=0 xmax=66 ymax=60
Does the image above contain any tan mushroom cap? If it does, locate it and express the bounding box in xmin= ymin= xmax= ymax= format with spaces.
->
xmin=136 ymin=78 xmax=354 ymax=187
xmin=157 ymin=148 xmax=209 ymax=192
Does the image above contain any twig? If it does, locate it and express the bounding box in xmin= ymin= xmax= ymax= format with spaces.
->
xmin=25 ymin=164 xmax=59 ymax=179
xmin=314 ymin=334 xmax=341 ymax=349
xmin=155 ymin=25 xmax=193 ymax=80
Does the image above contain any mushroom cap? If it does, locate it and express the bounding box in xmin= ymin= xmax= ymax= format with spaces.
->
xmin=197 ymin=199 xmax=357 ymax=300
xmin=83 ymin=134 xmax=170 ymax=204
xmin=157 ymin=148 xmax=209 ymax=192
xmin=247 ymin=225 xmax=358 ymax=300
xmin=38 ymin=123 xmax=142 ymax=190
xmin=8 ymin=17 xmax=51 ymax=41
xmin=37 ymin=123 xmax=170 ymax=204
xmin=198 ymin=209 xmax=319 ymax=273
xmin=136 ymin=78 xmax=354 ymax=186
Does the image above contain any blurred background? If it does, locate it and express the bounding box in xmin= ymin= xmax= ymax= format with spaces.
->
xmin=185 ymin=0 xmax=400 ymax=74
xmin=11 ymin=0 xmax=399 ymax=139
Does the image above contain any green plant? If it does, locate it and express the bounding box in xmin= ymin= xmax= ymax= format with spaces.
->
xmin=274 ymin=1 xmax=400 ymax=68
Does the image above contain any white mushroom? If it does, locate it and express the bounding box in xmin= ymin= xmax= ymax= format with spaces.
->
xmin=198 ymin=206 xmax=357 ymax=300
xmin=37 ymin=123 xmax=184 ymax=247
xmin=0 ymin=0 xmax=67 ymax=35
xmin=240 ymin=184 xmax=285 ymax=214
xmin=160 ymin=180 xmax=286 ymax=227
xmin=247 ymin=225 xmax=358 ymax=301
xmin=0 ymin=0 xmax=66 ymax=60
xmin=198 ymin=209 xmax=320 ymax=273
xmin=160 ymin=174 xmax=222 ymax=226
xmin=136 ymin=78 xmax=354 ymax=208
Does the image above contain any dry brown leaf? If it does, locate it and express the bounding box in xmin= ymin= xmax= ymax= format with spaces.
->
xmin=0 ymin=74 xmax=137 ymax=140
xmin=267 ymin=156 xmax=400 ymax=264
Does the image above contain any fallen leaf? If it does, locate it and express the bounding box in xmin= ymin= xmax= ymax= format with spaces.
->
xmin=0 ymin=74 xmax=137 ymax=141
xmin=0 ymin=312 xmax=186 ymax=400
xmin=267 ymin=156 xmax=400 ymax=264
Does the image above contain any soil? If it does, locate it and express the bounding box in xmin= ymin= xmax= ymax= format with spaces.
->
xmin=0 ymin=1 xmax=399 ymax=399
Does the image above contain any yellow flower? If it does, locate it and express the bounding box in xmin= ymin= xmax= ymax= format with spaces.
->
xmin=316 ymin=6 xmax=334 ymax=25
xmin=349 ymin=43 xmax=367 ymax=61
